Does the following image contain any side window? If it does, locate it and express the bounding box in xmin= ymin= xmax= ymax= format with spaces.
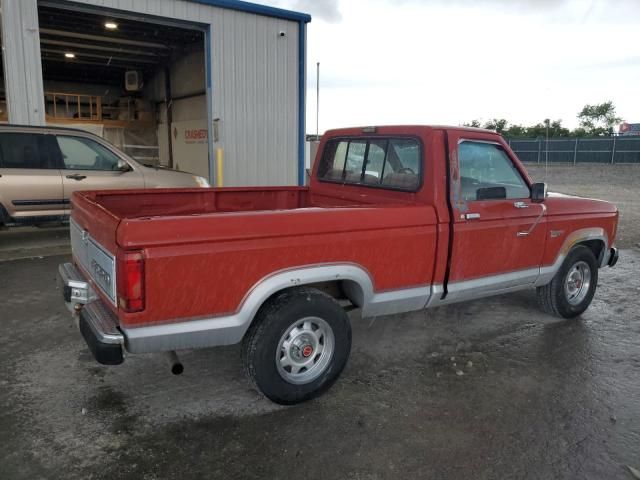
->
xmin=0 ymin=133 xmax=56 ymax=169
xmin=458 ymin=141 xmax=530 ymax=201
xmin=317 ymin=137 xmax=421 ymax=191
xmin=57 ymin=136 xmax=122 ymax=171
xmin=381 ymin=139 xmax=420 ymax=190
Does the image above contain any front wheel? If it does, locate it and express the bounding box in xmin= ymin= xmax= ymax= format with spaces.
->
xmin=242 ymin=287 xmax=352 ymax=405
xmin=537 ymin=245 xmax=599 ymax=318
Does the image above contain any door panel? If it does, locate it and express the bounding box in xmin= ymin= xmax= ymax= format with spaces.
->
xmin=0 ymin=132 xmax=64 ymax=219
xmin=447 ymin=134 xmax=547 ymax=291
xmin=54 ymin=135 xmax=144 ymax=211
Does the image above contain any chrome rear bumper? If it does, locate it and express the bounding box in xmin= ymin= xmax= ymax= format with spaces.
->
xmin=79 ymin=302 xmax=124 ymax=365
xmin=58 ymin=262 xmax=97 ymax=305
xmin=59 ymin=262 xmax=124 ymax=365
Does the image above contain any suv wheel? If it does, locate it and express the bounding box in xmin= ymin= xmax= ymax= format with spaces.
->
xmin=242 ymin=287 xmax=352 ymax=405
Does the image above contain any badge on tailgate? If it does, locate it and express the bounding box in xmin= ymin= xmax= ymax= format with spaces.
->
xmin=87 ymin=240 xmax=117 ymax=304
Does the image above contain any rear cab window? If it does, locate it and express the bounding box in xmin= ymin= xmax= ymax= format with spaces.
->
xmin=318 ymin=137 xmax=422 ymax=191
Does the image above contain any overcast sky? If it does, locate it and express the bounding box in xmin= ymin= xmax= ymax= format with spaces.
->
xmin=265 ymin=0 xmax=640 ymax=133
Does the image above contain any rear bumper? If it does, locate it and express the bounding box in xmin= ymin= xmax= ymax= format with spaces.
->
xmin=58 ymin=262 xmax=97 ymax=305
xmin=79 ymin=302 xmax=124 ymax=365
xmin=59 ymin=262 xmax=124 ymax=365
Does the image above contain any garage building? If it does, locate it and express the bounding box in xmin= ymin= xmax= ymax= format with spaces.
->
xmin=0 ymin=0 xmax=311 ymax=186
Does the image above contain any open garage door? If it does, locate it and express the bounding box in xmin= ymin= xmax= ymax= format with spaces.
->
xmin=37 ymin=2 xmax=211 ymax=179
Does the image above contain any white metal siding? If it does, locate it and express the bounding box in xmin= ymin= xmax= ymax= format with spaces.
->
xmin=1 ymin=0 xmax=46 ymax=125
xmin=70 ymin=0 xmax=301 ymax=186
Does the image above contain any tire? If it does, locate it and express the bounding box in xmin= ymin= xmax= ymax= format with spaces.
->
xmin=242 ymin=287 xmax=352 ymax=405
xmin=537 ymin=245 xmax=599 ymax=319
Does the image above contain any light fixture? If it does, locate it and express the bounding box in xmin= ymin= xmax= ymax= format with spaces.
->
xmin=64 ymin=52 xmax=76 ymax=59
xmin=105 ymin=21 xmax=118 ymax=30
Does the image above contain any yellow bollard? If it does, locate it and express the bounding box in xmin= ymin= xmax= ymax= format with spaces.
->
xmin=215 ymin=147 xmax=224 ymax=187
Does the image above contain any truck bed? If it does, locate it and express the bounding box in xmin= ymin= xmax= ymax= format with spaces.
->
xmin=84 ymin=187 xmax=315 ymax=219
xmin=71 ymin=187 xmax=439 ymax=327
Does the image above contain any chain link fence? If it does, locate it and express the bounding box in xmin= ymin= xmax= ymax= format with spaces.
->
xmin=507 ymin=137 xmax=640 ymax=164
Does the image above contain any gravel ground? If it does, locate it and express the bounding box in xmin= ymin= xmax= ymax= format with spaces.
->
xmin=1 ymin=250 xmax=639 ymax=480
xmin=1 ymin=163 xmax=639 ymax=479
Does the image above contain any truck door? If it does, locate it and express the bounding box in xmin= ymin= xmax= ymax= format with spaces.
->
xmin=54 ymin=134 xmax=144 ymax=213
xmin=444 ymin=132 xmax=546 ymax=302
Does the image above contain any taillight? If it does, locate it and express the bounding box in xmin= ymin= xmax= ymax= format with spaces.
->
xmin=117 ymin=251 xmax=145 ymax=313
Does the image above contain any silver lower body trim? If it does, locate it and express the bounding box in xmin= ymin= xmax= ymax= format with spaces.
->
xmin=122 ymin=315 xmax=248 ymax=354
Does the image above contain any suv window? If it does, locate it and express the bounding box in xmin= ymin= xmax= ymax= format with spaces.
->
xmin=0 ymin=133 xmax=57 ymax=169
xmin=318 ymin=137 xmax=421 ymax=191
xmin=57 ymin=136 xmax=122 ymax=171
xmin=459 ymin=141 xmax=530 ymax=200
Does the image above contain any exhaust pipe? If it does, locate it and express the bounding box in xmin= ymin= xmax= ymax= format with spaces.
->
xmin=165 ymin=351 xmax=184 ymax=375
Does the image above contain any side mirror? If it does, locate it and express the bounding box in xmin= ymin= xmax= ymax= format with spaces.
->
xmin=531 ymin=182 xmax=548 ymax=203
xmin=117 ymin=160 xmax=133 ymax=173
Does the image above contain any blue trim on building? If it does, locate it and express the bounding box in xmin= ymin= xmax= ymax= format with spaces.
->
xmin=187 ymin=0 xmax=311 ymax=23
xmin=297 ymin=21 xmax=307 ymax=186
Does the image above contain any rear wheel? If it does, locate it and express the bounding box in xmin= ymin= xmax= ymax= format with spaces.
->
xmin=242 ymin=287 xmax=352 ymax=405
xmin=537 ymin=245 xmax=599 ymax=318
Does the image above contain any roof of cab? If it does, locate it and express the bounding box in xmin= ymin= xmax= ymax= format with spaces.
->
xmin=324 ymin=125 xmax=497 ymax=136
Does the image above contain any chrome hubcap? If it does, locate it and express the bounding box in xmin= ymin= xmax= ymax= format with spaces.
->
xmin=564 ymin=260 xmax=592 ymax=306
xmin=276 ymin=317 xmax=335 ymax=385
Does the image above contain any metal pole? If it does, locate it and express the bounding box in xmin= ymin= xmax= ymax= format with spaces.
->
xmin=573 ymin=138 xmax=578 ymax=165
xmin=164 ymin=67 xmax=174 ymax=169
xmin=316 ymin=62 xmax=320 ymax=138
xmin=611 ymin=136 xmax=617 ymax=164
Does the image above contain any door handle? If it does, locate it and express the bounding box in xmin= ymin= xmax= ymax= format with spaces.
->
xmin=465 ymin=213 xmax=481 ymax=220
xmin=517 ymin=204 xmax=547 ymax=237
xmin=66 ymin=174 xmax=87 ymax=181
xmin=514 ymin=201 xmax=529 ymax=209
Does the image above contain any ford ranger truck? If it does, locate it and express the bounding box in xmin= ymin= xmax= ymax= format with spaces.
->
xmin=58 ymin=126 xmax=619 ymax=405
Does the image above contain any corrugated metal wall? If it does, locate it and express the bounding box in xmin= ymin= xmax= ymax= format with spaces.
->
xmin=5 ymin=0 xmax=301 ymax=186
xmin=1 ymin=0 xmax=46 ymax=125
xmin=76 ymin=0 xmax=301 ymax=186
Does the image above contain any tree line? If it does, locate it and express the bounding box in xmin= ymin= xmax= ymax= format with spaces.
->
xmin=464 ymin=101 xmax=623 ymax=138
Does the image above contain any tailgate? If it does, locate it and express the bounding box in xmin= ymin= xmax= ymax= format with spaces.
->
xmin=70 ymin=218 xmax=117 ymax=307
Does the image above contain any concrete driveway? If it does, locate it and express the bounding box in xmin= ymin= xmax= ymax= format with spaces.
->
xmin=1 ymin=250 xmax=639 ymax=480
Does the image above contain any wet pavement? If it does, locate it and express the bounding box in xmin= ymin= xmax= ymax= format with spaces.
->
xmin=1 ymin=251 xmax=639 ymax=480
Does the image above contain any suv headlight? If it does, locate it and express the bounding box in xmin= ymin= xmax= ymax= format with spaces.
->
xmin=193 ymin=176 xmax=210 ymax=188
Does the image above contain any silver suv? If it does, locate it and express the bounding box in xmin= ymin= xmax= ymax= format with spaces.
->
xmin=0 ymin=125 xmax=209 ymax=226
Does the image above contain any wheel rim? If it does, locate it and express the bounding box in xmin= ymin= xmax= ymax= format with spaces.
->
xmin=276 ymin=317 xmax=335 ymax=385
xmin=564 ymin=260 xmax=592 ymax=306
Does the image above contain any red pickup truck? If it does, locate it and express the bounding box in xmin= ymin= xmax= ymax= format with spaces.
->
xmin=59 ymin=126 xmax=619 ymax=404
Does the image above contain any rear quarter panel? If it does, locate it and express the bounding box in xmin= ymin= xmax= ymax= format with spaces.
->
xmin=117 ymin=205 xmax=439 ymax=327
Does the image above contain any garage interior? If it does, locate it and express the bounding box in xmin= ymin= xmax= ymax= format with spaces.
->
xmin=7 ymin=3 xmax=209 ymax=177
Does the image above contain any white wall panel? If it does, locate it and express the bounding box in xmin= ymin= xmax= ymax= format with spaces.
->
xmin=1 ymin=0 xmax=46 ymax=125
xmin=69 ymin=0 xmax=301 ymax=186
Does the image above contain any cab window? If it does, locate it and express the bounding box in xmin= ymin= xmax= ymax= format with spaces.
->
xmin=318 ymin=137 xmax=421 ymax=191
xmin=458 ymin=141 xmax=530 ymax=201
xmin=57 ymin=136 xmax=122 ymax=171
